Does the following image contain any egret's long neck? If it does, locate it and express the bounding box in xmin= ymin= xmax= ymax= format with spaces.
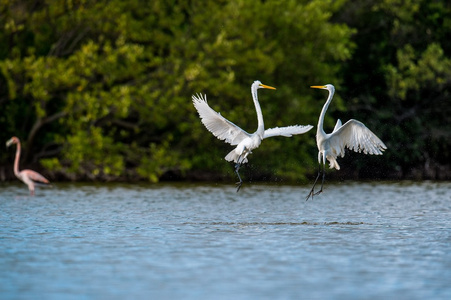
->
xmin=252 ymin=87 xmax=265 ymax=136
xmin=318 ymin=88 xmax=334 ymax=135
xmin=13 ymin=142 xmax=21 ymax=177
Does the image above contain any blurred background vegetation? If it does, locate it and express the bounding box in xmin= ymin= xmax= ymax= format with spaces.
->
xmin=1 ymin=0 xmax=450 ymax=183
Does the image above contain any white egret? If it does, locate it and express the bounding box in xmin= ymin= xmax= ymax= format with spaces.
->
xmin=193 ymin=80 xmax=313 ymax=191
xmin=306 ymin=84 xmax=387 ymax=200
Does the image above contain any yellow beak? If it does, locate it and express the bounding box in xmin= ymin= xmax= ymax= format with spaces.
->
xmin=310 ymin=85 xmax=326 ymax=89
xmin=259 ymin=84 xmax=276 ymax=90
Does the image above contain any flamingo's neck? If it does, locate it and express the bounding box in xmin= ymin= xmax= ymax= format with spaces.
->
xmin=13 ymin=141 xmax=21 ymax=177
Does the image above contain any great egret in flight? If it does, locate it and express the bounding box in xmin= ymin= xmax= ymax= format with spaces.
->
xmin=193 ymin=80 xmax=313 ymax=191
xmin=306 ymin=84 xmax=387 ymax=200
xmin=6 ymin=136 xmax=52 ymax=196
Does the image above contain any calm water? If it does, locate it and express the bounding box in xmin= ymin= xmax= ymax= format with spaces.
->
xmin=0 ymin=181 xmax=450 ymax=299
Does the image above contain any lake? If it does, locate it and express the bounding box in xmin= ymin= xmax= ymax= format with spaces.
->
xmin=1 ymin=181 xmax=450 ymax=299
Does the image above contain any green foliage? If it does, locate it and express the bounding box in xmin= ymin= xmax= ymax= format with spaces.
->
xmin=386 ymin=43 xmax=451 ymax=100
xmin=0 ymin=0 xmax=358 ymax=182
xmin=4 ymin=0 xmax=450 ymax=181
xmin=338 ymin=0 xmax=451 ymax=178
xmin=137 ymin=137 xmax=191 ymax=183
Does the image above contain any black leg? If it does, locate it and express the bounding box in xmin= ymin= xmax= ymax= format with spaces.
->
xmin=235 ymin=162 xmax=243 ymax=192
xmin=234 ymin=153 xmax=245 ymax=192
xmin=313 ymin=163 xmax=326 ymax=196
xmin=306 ymin=164 xmax=322 ymax=201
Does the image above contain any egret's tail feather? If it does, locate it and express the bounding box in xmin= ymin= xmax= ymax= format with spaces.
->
xmin=327 ymin=156 xmax=340 ymax=170
xmin=225 ymin=150 xmax=248 ymax=164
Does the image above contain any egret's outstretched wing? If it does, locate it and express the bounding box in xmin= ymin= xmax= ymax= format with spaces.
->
xmin=192 ymin=94 xmax=250 ymax=145
xmin=263 ymin=125 xmax=313 ymax=139
xmin=329 ymin=119 xmax=387 ymax=157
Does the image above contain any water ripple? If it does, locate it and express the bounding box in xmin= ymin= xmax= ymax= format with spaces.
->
xmin=0 ymin=181 xmax=450 ymax=299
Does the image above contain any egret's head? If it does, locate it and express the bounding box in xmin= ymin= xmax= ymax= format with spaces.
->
xmin=6 ymin=136 xmax=19 ymax=147
xmin=253 ymin=80 xmax=276 ymax=90
xmin=311 ymin=84 xmax=335 ymax=92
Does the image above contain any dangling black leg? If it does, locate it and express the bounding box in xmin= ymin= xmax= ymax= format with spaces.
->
xmin=235 ymin=162 xmax=243 ymax=192
xmin=305 ymin=164 xmax=322 ymax=201
xmin=313 ymin=163 xmax=326 ymax=196
xmin=233 ymin=153 xmax=245 ymax=192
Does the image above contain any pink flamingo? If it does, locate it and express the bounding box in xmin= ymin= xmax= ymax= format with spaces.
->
xmin=6 ymin=136 xmax=51 ymax=196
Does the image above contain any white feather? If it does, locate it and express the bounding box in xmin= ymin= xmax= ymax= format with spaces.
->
xmin=332 ymin=119 xmax=342 ymax=133
xmin=329 ymin=119 xmax=386 ymax=159
xmin=192 ymin=93 xmax=250 ymax=146
xmin=192 ymin=81 xmax=313 ymax=190
xmin=264 ymin=125 xmax=313 ymax=138
xmin=307 ymin=84 xmax=387 ymax=200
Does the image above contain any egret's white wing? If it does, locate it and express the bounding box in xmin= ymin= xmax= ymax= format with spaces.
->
xmin=329 ymin=119 xmax=387 ymax=157
xmin=192 ymin=94 xmax=250 ymax=145
xmin=332 ymin=119 xmax=342 ymax=133
xmin=263 ymin=125 xmax=313 ymax=139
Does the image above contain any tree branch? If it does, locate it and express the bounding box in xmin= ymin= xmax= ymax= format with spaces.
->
xmin=25 ymin=110 xmax=68 ymax=162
